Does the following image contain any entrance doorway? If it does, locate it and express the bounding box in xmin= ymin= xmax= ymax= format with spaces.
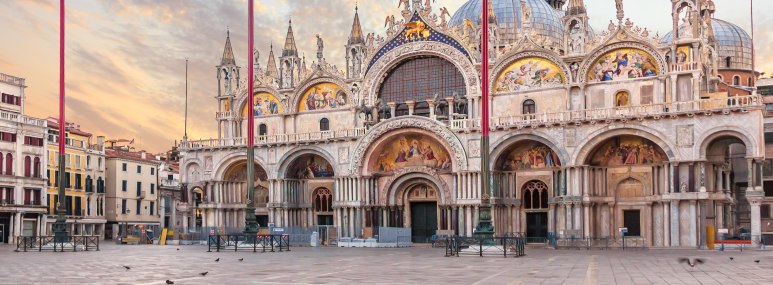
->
xmin=623 ymin=210 xmax=641 ymax=236
xmin=0 ymin=224 xmax=4 ymax=243
xmin=526 ymin=212 xmax=548 ymax=242
xmin=256 ymin=215 xmax=268 ymax=228
xmin=410 ymin=202 xmax=437 ymax=243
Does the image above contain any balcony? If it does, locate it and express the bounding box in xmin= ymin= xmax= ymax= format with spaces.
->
xmin=669 ymin=62 xmax=700 ymax=73
xmin=181 ymin=96 xmax=762 ymax=151
xmin=0 ymin=199 xmax=14 ymax=206
xmin=0 ymin=109 xmax=46 ymax=127
xmin=23 ymin=200 xmax=41 ymax=206
xmin=487 ymin=95 xmax=761 ymax=130
xmin=180 ymin=128 xmax=366 ymax=150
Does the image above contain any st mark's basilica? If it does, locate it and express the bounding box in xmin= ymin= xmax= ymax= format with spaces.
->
xmin=177 ymin=0 xmax=765 ymax=248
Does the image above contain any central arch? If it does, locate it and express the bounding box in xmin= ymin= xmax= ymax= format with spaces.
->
xmin=383 ymin=170 xmax=451 ymax=243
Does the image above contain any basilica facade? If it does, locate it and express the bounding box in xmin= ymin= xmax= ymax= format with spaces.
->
xmin=178 ymin=0 xmax=766 ymax=248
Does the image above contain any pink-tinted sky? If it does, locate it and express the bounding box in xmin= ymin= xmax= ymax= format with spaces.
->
xmin=0 ymin=0 xmax=769 ymax=153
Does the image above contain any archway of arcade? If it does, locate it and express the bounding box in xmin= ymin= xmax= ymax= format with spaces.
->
xmin=703 ymin=134 xmax=756 ymax=243
xmin=206 ymin=160 xmax=268 ymax=230
xmin=492 ymin=139 xmax=562 ymax=239
xmin=275 ymin=153 xmax=335 ymax=229
xmin=577 ymin=135 xmax=669 ymax=247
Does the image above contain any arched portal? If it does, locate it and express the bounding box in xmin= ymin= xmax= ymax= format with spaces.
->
xmin=703 ymin=134 xmax=754 ymax=238
xmin=522 ymin=180 xmax=549 ymax=242
xmin=280 ymin=152 xmax=335 ymax=228
xmin=218 ymin=161 xmax=269 ymax=228
xmin=581 ymin=135 xmax=669 ymax=245
xmin=395 ymin=178 xmax=441 ymax=244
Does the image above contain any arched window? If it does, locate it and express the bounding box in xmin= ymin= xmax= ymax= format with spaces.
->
xmin=748 ymin=78 xmax=753 ymax=87
xmin=258 ymin=124 xmax=267 ymax=136
xmin=33 ymin=157 xmax=40 ymax=178
xmin=725 ymin=57 xmax=732 ymax=68
xmin=97 ymin=177 xmax=104 ymax=193
xmin=0 ymin=152 xmax=4 ymax=174
xmin=86 ymin=175 xmax=93 ymax=192
xmin=319 ymin=118 xmax=330 ymax=131
xmin=377 ymin=56 xmax=466 ymax=118
xmin=522 ymin=181 xmax=549 ymax=210
xmin=24 ymin=156 xmax=31 ymax=177
xmin=5 ymin=153 xmax=12 ymax=175
xmin=313 ymin=188 xmax=333 ymax=212
xmin=733 ymin=75 xmax=741 ymax=86
xmin=522 ymin=99 xmax=536 ymax=114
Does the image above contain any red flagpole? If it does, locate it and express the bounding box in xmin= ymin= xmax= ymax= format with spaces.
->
xmin=481 ymin=2 xmax=489 ymax=135
xmin=54 ymin=0 xmax=68 ymax=239
xmin=59 ymin=0 xmax=65 ymax=167
xmin=474 ymin=0 xmax=494 ymax=239
xmin=248 ymin=0 xmax=254 ymax=146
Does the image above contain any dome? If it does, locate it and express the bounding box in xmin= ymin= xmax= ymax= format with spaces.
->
xmin=661 ymin=19 xmax=752 ymax=70
xmin=448 ymin=0 xmax=564 ymax=46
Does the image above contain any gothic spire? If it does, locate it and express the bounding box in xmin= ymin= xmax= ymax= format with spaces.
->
xmin=265 ymin=43 xmax=279 ymax=79
xmin=220 ymin=28 xmax=236 ymax=66
xmin=348 ymin=5 xmax=364 ymax=45
xmin=282 ymin=19 xmax=298 ymax=57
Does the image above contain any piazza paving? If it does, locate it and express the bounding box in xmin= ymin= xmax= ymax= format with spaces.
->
xmin=1 ymin=244 xmax=772 ymax=284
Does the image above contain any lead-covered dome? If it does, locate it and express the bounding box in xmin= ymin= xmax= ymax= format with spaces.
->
xmin=661 ymin=19 xmax=752 ymax=70
xmin=448 ymin=0 xmax=564 ymax=45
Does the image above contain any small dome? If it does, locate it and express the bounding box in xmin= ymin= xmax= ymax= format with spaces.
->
xmin=449 ymin=0 xmax=564 ymax=46
xmin=661 ymin=19 xmax=752 ymax=71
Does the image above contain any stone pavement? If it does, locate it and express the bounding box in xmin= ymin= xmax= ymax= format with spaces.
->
xmin=0 ymin=244 xmax=772 ymax=285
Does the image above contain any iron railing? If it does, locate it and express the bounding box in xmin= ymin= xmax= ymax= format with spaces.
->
xmin=207 ymin=234 xmax=290 ymax=253
xmin=444 ymin=233 xmax=526 ymax=257
xmin=15 ymin=236 xmax=100 ymax=252
xmin=549 ymin=234 xmax=648 ymax=250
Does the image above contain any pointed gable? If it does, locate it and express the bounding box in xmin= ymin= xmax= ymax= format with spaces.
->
xmin=348 ymin=6 xmax=365 ymax=45
xmin=266 ymin=43 xmax=279 ymax=79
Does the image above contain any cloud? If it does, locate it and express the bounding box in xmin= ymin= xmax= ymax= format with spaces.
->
xmin=2 ymin=0 xmax=772 ymax=153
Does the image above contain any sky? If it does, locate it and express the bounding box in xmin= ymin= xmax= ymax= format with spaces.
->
xmin=0 ymin=0 xmax=770 ymax=153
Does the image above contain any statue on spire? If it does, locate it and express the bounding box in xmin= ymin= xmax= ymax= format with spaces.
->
xmin=316 ymin=34 xmax=324 ymax=63
xmin=615 ymin=0 xmax=624 ymax=24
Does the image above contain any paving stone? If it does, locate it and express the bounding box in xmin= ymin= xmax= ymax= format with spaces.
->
xmin=1 ymin=244 xmax=772 ymax=284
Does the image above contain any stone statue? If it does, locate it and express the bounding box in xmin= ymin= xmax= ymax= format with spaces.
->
xmin=355 ymin=99 xmax=379 ymax=125
xmin=223 ymin=69 xmax=231 ymax=93
xmin=570 ymin=62 xmax=580 ymax=82
xmin=608 ymin=20 xmax=616 ymax=32
xmin=432 ymin=93 xmax=447 ymax=117
xmin=453 ymin=91 xmax=467 ymax=115
xmin=378 ymin=100 xmax=391 ymax=120
xmin=615 ymin=0 xmax=624 ymax=22
xmin=520 ymin=0 xmax=532 ymax=24
xmin=439 ymin=7 xmax=451 ymax=27
xmin=398 ymin=0 xmax=410 ymax=10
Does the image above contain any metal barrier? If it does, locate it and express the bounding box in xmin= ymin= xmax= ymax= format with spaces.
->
xmin=207 ymin=234 xmax=290 ymax=253
xmin=444 ymin=234 xmax=526 ymax=257
xmin=15 ymin=236 xmax=100 ymax=252
xmin=552 ymin=236 xmax=648 ymax=250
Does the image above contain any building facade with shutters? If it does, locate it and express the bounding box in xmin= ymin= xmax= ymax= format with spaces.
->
xmin=44 ymin=118 xmax=107 ymax=240
xmin=0 ymin=72 xmax=47 ymax=244
xmin=104 ymin=148 xmax=160 ymax=240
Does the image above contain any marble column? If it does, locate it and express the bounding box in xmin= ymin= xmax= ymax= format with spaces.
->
xmin=405 ymin=100 xmax=415 ymax=116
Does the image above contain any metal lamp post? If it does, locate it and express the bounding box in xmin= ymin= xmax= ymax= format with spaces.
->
xmin=243 ymin=0 xmax=259 ymax=236
xmin=473 ymin=0 xmax=494 ymax=241
xmin=52 ymin=0 xmax=69 ymax=242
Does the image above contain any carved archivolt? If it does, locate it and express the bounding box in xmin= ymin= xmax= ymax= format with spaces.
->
xmin=381 ymin=167 xmax=452 ymax=205
xmin=350 ymin=116 xmax=467 ymax=174
xmin=361 ymin=41 xmax=479 ymax=105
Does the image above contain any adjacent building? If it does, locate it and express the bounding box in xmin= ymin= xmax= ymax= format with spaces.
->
xmin=158 ymin=146 xmax=185 ymax=231
xmin=44 ymin=118 xmax=107 ymax=239
xmin=180 ymin=0 xmax=768 ymax=247
xmin=104 ymin=147 xmax=160 ymax=240
xmin=0 ymin=73 xmax=47 ymax=244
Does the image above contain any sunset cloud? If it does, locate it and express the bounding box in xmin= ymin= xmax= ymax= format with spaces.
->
xmin=0 ymin=0 xmax=769 ymax=153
